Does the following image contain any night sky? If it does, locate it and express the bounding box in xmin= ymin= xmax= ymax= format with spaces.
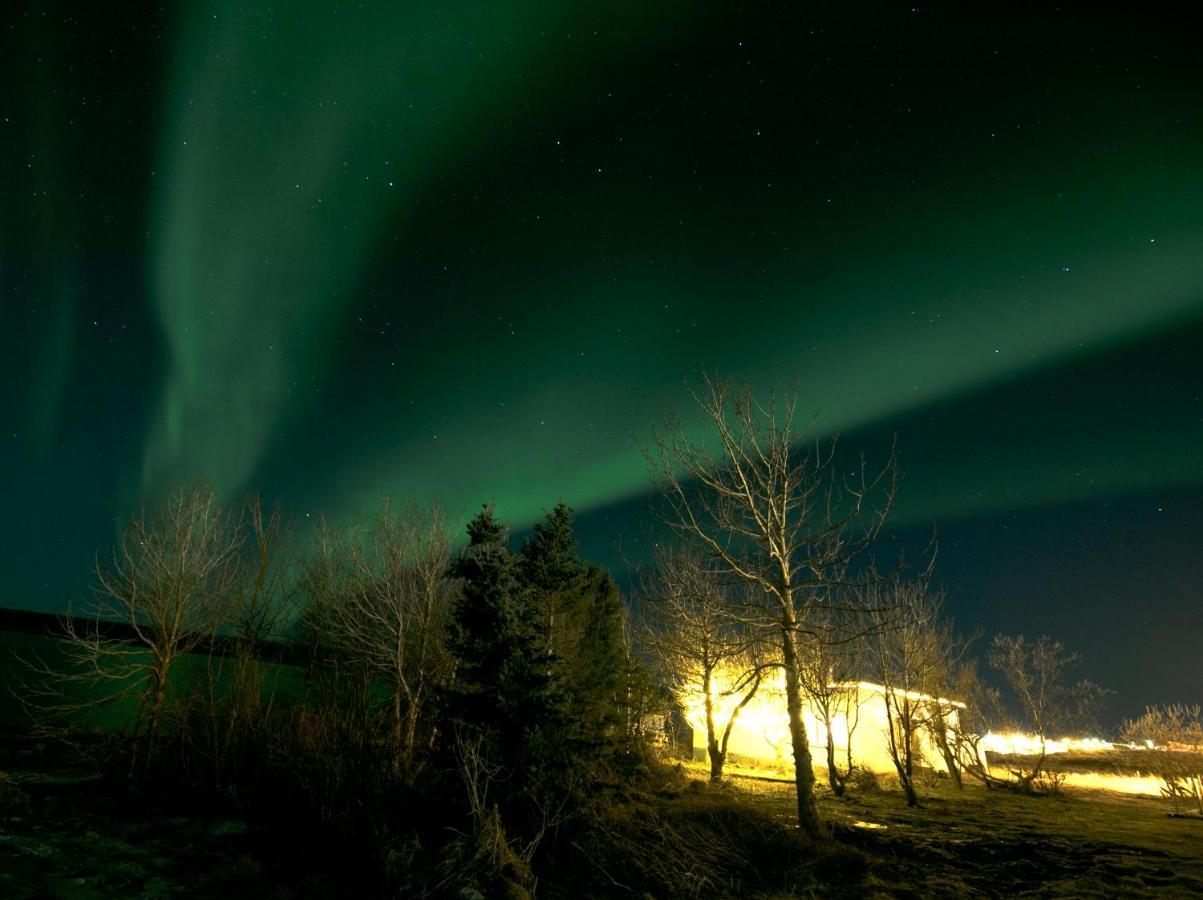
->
xmin=3 ymin=3 xmax=1201 ymax=723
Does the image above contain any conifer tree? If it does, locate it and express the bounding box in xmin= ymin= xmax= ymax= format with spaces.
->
xmin=519 ymin=503 xmax=627 ymax=756
xmin=448 ymin=504 xmax=570 ymax=794
xmin=520 ymin=502 xmax=586 ymax=599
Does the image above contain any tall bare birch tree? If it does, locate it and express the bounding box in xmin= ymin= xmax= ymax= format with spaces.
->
xmin=646 ymin=376 xmax=897 ymax=838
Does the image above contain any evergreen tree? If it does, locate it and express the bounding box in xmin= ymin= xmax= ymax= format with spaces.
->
xmin=520 ymin=502 xmax=586 ymax=596
xmin=448 ymin=504 xmax=571 ymax=795
xmin=571 ymin=566 xmax=628 ymax=745
xmin=519 ymin=504 xmax=628 ymax=757
xmin=451 ymin=505 xmax=535 ymax=704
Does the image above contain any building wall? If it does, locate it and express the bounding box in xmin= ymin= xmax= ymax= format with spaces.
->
xmin=688 ymin=679 xmax=959 ymax=775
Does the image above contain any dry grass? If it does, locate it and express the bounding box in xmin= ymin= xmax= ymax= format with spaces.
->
xmin=561 ymin=765 xmax=871 ymax=899
xmin=684 ymin=760 xmax=1203 ymax=898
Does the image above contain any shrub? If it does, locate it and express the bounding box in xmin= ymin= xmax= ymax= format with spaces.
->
xmin=847 ymin=768 xmax=880 ymax=794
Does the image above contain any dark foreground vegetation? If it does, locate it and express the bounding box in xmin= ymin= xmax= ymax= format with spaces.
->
xmin=5 ymin=380 xmax=1201 ymax=897
xmin=4 ymin=725 xmax=1202 ymax=899
xmin=0 ymin=720 xmax=871 ymax=898
xmin=7 ymin=492 xmax=683 ymax=897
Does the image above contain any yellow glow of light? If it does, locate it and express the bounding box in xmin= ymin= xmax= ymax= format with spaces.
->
xmin=680 ymin=666 xmax=960 ymax=773
xmin=682 ymin=666 xmax=792 ymax=752
xmin=980 ymin=731 xmax=1117 ymax=756
xmin=984 ymin=766 xmax=1166 ymax=797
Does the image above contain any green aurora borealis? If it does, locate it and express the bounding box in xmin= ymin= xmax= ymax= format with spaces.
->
xmin=3 ymin=2 xmax=1202 ymax=714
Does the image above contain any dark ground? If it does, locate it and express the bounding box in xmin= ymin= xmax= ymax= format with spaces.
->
xmin=4 ymin=726 xmax=1203 ymax=898
xmin=0 ymin=729 xmax=365 ymax=899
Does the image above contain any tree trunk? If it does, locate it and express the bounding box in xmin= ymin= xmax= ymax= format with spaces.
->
xmin=845 ymin=697 xmax=857 ymax=778
xmin=944 ymin=750 xmax=963 ymax=789
xmin=885 ymin=692 xmax=919 ymax=807
xmin=824 ymin=727 xmax=845 ymax=796
xmin=939 ymin=733 xmax=963 ymax=789
xmin=403 ymin=687 xmax=423 ymax=776
xmin=147 ymin=655 xmax=173 ymax=753
xmin=902 ymin=705 xmax=919 ymax=806
xmin=782 ymin=627 xmax=823 ymax=838
xmin=1020 ymin=742 xmax=1048 ymax=793
xmin=900 ymin=742 xmax=918 ymax=807
xmin=392 ymin=688 xmax=405 ymax=775
xmin=704 ymin=669 xmax=724 ymax=782
xmin=131 ymin=659 xmax=171 ymax=782
xmin=709 ymin=745 xmax=726 ymax=782
xmin=894 ymin=739 xmax=918 ymax=806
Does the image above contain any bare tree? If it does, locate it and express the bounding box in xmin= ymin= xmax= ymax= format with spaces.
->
xmin=865 ymin=580 xmax=947 ymax=806
xmin=987 ymin=634 xmax=1109 ymax=793
xmin=1121 ymin=704 xmax=1203 ymax=816
xmin=186 ymin=497 xmax=296 ymax=789
xmin=921 ymin=652 xmax=985 ymax=790
xmin=642 ymin=544 xmax=769 ymax=782
xmin=795 ymin=604 xmax=864 ymax=797
xmin=18 ymin=482 xmax=243 ymax=776
xmin=943 ymin=661 xmax=1008 ymax=788
xmin=300 ymin=499 xmax=457 ymax=777
xmin=646 ymin=376 xmax=899 ymax=837
xmin=228 ymin=497 xmax=295 ymax=648
xmin=915 ymin=613 xmax=979 ymax=791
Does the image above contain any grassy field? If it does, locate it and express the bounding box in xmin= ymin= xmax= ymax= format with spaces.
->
xmin=689 ymin=761 xmax=1203 ymax=898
